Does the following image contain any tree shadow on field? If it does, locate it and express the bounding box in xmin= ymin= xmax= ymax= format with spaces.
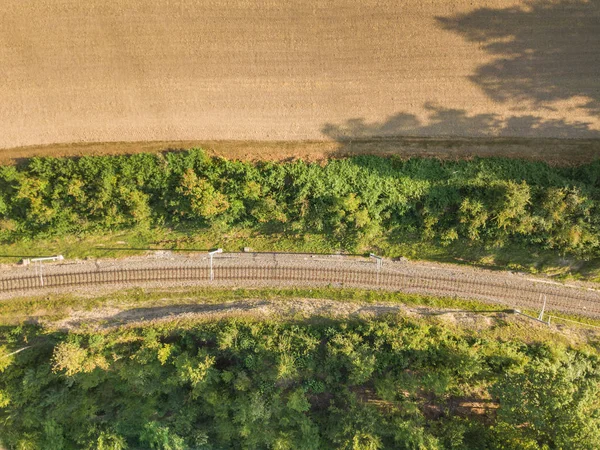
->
xmin=321 ymin=104 xmax=600 ymax=163
xmin=322 ymin=103 xmax=600 ymax=140
xmin=437 ymin=0 xmax=600 ymax=116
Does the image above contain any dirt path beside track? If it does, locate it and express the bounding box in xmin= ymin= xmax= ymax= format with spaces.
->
xmin=2 ymin=0 xmax=599 ymax=158
xmin=45 ymin=297 xmax=515 ymax=331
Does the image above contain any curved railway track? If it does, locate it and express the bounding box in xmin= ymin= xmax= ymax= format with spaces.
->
xmin=2 ymin=264 xmax=599 ymax=318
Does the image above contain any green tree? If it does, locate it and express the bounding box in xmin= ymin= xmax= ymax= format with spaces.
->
xmin=492 ymin=351 xmax=600 ymax=449
xmin=176 ymin=168 xmax=229 ymax=220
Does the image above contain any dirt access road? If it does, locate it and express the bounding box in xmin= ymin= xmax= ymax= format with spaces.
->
xmin=1 ymin=1 xmax=599 ymax=161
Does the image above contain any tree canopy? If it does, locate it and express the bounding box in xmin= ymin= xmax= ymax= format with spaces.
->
xmin=1 ymin=316 xmax=599 ymax=449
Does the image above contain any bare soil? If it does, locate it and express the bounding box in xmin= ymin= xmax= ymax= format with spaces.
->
xmin=2 ymin=1 xmax=598 ymax=161
xmin=46 ymin=297 xmax=505 ymax=331
xmin=2 ymin=138 xmax=599 ymax=166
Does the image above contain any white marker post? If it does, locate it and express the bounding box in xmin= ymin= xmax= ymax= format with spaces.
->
xmin=538 ymin=294 xmax=547 ymax=322
xmin=369 ymin=253 xmax=383 ymax=284
xmin=209 ymin=249 xmax=223 ymax=281
xmin=30 ymin=255 xmax=64 ymax=287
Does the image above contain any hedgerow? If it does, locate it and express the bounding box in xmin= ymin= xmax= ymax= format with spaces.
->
xmin=1 ymin=150 xmax=598 ymax=256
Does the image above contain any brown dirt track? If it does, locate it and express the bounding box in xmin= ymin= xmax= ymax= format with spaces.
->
xmin=1 ymin=0 xmax=599 ymax=161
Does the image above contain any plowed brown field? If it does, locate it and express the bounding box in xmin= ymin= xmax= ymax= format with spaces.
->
xmin=1 ymin=0 xmax=599 ymax=160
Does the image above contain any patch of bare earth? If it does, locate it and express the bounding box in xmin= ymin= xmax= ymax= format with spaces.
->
xmin=46 ymin=297 xmax=500 ymax=331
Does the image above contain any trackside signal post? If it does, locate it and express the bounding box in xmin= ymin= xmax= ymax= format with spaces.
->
xmin=30 ymin=255 xmax=64 ymax=287
xmin=209 ymin=249 xmax=223 ymax=281
xmin=369 ymin=253 xmax=383 ymax=284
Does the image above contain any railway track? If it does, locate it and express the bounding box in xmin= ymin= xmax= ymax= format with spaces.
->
xmin=1 ymin=264 xmax=599 ymax=318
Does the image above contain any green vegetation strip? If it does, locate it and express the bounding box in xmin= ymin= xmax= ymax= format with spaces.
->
xmin=1 ymin=150 xmax=599 ymax=279
xmin=1 ymin=303 xmax=599 ymax=449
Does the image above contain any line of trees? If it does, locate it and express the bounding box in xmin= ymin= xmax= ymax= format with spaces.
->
xmin=1 ymin=150 xmax=599 ymax=256
xmin=1 ymin=316 xmax=599 ymax=449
